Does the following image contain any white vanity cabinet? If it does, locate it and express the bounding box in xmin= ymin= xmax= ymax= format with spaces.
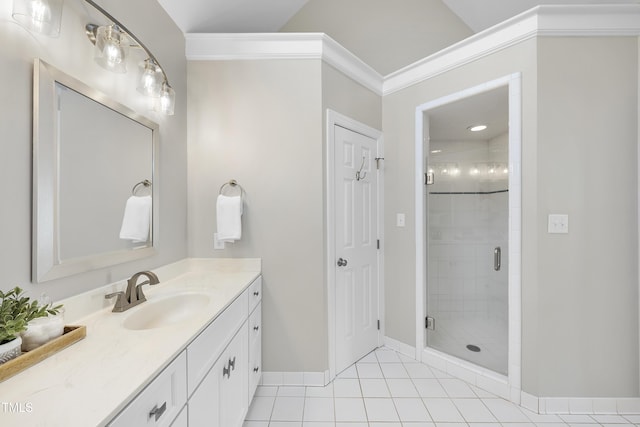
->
xmin=109 ymin=275 xmax=263 ymax=427
xmin=188 ymin=275 xmax=262 ymax=427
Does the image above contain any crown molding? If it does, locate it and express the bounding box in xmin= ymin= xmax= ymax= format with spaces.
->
xmin=383 ymin=4 xmax=640 ymax=95
xmin=184 ymin=5 xmax=640 ymax=98
xmin=185 ymin=32 xmax=384 ymax=95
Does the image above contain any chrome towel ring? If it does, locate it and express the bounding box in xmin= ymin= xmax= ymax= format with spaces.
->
xmin=131 ymin=179 xmax=152 ymax=196
xmin=219 ymin=179 xmax=245 ymax=199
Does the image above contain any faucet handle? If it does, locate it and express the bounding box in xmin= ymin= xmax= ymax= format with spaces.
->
xmin=105 ymin=291 xmax=124 ymax=299
xmin=105 ymin=291 xmax=128 ymax=312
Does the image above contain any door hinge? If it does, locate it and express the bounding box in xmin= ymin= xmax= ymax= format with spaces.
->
xmin=425 ymin=172 xmax=434 ymax=185
xmin=377 ymin=319 xmax=380 ymax=330
xmin=377 ymin=239 xmax=380 ymax=249
xmin=425 ymin=316 xmax=435 ymax=330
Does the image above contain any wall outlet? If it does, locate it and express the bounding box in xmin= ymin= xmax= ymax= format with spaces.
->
xmin=548 ymin=214 xmax=569 ymax=234
xmin=213 ymin=233 xmax=225 ymax=249
xmin=397 ymin=213 xmax=406 ymax=227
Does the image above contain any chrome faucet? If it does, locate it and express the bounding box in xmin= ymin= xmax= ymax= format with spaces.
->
xmin=105 ymin=271 xmax=160 ymax=312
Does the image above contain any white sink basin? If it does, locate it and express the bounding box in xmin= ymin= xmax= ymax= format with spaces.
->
xmin=123 ymin=293 xmax=211 ymax=330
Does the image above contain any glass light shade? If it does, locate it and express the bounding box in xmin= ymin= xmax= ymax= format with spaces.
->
xmin=137 ymin=59 xmax=162 ymax=97
xmin=12 ymin=0 xmax=64 ymax=37
xmin=94 ymin=25 xmax=129 ymax=73
xmin=154 ymin=83 xmax=175 ymax=116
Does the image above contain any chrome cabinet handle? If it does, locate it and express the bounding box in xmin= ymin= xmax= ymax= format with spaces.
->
xmin=253 ymin=366 xmax=260 ymax=373
xmin=253 ymin=291 xmax=259 ymax=296
xmin=253 ymin=325 xmax=260 ymax=331
xmin=494 ymin=247 xmax=501 ymax=271
xmin=229 ymin=356 xmax=236 ymax=371
xmin=149 ymin=402 xmax=167 ymax=421
xmin=223 ymin=363 xmax=230 ymax=378
xmin=337 ymin=258 xmax=348 ymax=267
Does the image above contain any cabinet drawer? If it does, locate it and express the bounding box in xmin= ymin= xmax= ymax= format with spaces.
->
xmin=109 ymin=351 xmax=187 ymax=427
xmin=187 ymin=290 xmax=248 ymax=396
xmin=248 ymin=303 xmax=261 ymax=351
xmin=248 ymin=276 xmax=262 ymax=313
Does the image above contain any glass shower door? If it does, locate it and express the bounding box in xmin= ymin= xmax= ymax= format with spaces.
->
xmin=426 ymin=137 xmax=509 ymax=375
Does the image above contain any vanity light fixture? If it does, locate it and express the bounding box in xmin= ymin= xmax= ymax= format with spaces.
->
xmin=467 ymin=124 xmax=488 ymax=132
xmin=12 ymin=0 xmax=64 ymax=37
xmin=93 ymin=24 xmax=129 ymax=73
xmin=137 ymin=58 xmax=162 ymax=96
xmin=156 ymin=82 xmax=176 ymax=115
xmin=83 ymin=0 xmax=176 ymax=115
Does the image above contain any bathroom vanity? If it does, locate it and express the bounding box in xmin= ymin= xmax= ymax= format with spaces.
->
xmin=0 ymin=258 xmax=261 ymax=427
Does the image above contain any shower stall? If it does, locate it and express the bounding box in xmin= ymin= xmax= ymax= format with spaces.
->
xmin=423 ymin=85 xmax=510 ymax=376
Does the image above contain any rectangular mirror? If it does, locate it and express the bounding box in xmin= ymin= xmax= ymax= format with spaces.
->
xmin=33 ymin=59 xmax=158 ymax=283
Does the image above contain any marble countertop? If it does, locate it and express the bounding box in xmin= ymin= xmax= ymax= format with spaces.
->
xmin=0 ymin=258 xmax=261 ymax=427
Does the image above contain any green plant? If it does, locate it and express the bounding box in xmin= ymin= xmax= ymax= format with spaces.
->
xmin=0 ymin=287 xmax=62 ymax=345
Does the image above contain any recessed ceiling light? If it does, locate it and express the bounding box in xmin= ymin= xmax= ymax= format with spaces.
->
xmin=467 ymin=125 xmax=488 ymax=132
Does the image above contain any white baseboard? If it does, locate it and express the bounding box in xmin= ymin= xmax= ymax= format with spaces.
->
xmin=537 ymin=397 xmax=640 ymax=415
xmin=383 ymin=336 xmax=418 ymax=360
xmin=521 ymin=391 xmax=539 ymax=413
xmin=260 ymin=371 xmax=329 ymax=387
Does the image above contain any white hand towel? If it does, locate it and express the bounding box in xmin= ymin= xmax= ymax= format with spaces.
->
xmin=119 ymin=195 xmax=152 ymax=242
xmin=216 ymin=194 xmax=242 ymax=242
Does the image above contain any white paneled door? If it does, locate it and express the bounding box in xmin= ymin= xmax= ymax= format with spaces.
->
xmin=334 ymin=124 xmax=380 ymax=375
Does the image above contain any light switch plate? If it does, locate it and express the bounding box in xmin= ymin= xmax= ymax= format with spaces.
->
xmin=397 ymin=213 xmax=406 ymax=227
xmin=548 ymin=214 xmax=569 ymax=234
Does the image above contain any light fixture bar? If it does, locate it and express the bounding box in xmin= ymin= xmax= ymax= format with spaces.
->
xmin=84 ymin=0 xmax=169 ymax=84
xmin=83 ymin=0 xmax=172 ymax=88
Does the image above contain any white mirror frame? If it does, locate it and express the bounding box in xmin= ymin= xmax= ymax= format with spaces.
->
xmin=33 ymin=59 xmax=158 ymax=283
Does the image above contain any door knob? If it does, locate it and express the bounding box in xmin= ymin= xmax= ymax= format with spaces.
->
xmin=337 ymin=258 xmax=348 ymax=267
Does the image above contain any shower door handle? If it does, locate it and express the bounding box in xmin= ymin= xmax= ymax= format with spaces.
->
xmin=494 ymin=247 xmax=501 ymax=271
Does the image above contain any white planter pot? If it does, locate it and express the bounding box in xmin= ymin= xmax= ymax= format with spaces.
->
xmin=0 ymin=336 xmax=22 ymax=364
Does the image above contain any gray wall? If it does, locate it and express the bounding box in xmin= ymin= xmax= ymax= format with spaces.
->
xmin=534 ymin=37 xmax=638 ymax=397
xmin=383 ymin=36 xmax=640 ymax=397
xmin=280 ymin=0 xmax=472 ymax=75
xmin=0 ymin=0 xmax=188 ymax=301
xmin=187 ymin=59 xmax=381 ymax=373
xmin=187 ymin=59 xmax=326 ymax=372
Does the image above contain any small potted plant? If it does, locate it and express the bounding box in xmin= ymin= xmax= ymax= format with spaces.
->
xmin=0 ymin=287 xmax=62 ymax=364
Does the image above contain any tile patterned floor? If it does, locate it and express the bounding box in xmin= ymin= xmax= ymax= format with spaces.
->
xmin=243 ymin=347 xmax=640 ymax=427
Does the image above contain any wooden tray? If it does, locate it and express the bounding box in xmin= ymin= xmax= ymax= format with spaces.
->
xmin=0 ymin=325 xmax=86 ymax=382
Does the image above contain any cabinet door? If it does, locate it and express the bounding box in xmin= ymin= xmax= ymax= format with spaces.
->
xmin=170 ymin=406 xmax=188 ymax=427
xmin=189 ymin=324 xmax=248 ymax=427
xmin=188 ymin=355 xmax=221 ymax=427
xmin=222 ymin=322 xmax=248 ymax=427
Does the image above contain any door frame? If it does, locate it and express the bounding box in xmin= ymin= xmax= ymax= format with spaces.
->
xmin=415 ymin=74 xmax=522 ymax=398
xmin=327 ymin=109 xmax=384 ymax=381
